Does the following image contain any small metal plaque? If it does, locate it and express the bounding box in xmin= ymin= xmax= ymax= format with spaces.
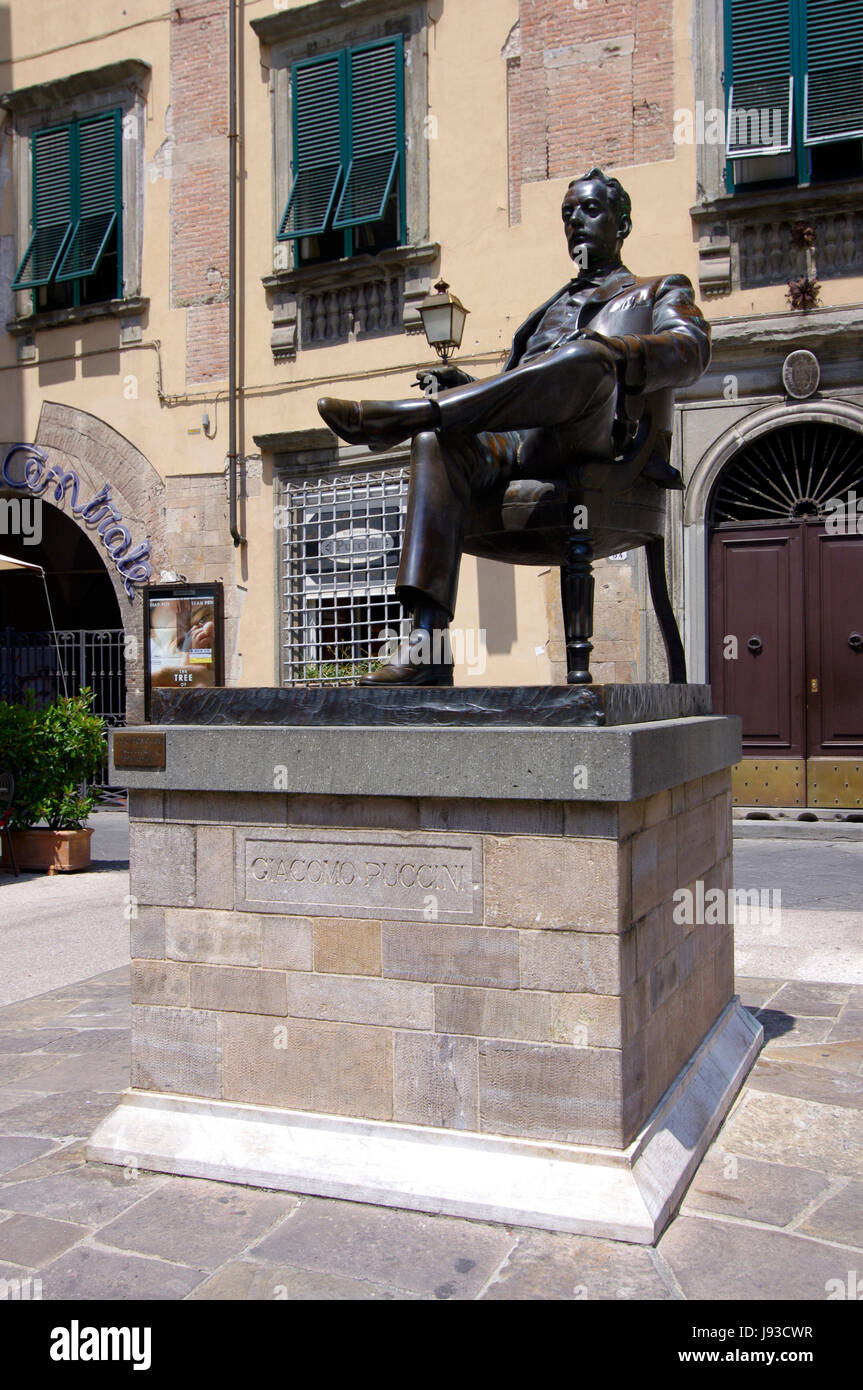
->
xmin=113 ymin=731 xmax=167 ymax=770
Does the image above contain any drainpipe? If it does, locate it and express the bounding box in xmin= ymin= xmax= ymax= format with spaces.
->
xmin=228 ymin=0 xmax=244 ymax=547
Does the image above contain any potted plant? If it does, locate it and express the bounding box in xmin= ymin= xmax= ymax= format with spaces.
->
xmin=0 ymin=690 xmax=106 ymax=874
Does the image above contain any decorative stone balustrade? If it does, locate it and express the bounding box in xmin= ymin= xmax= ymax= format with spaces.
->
xmin=301 ymin=275 xmax=404 ymax=346
xmin=692 ymin=182 xmax=863 ymax=297
xmin=738 ymin=208 xmax=863 ymax=290
xmin=263 ymin=243 xmax=439 ymax=361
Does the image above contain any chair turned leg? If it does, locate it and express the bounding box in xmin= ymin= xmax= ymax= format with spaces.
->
xmin=645 ymin=536 xmax=687 ymax=684
xmin=560 ymin=531 xmax=594 ymax=684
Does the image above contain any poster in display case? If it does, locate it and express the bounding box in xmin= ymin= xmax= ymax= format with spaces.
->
xmin=144 ymin=582 xmax=224 ymax=719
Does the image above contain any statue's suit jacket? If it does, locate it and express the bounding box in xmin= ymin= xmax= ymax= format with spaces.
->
xmin=503 ymin=263 xmax=711 ymax=454
xmin=396 ymin=265 xmax=711 ymax=613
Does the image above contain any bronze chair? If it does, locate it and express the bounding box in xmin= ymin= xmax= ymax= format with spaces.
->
xmin=462 ymin=424 xmax=686 ymax=686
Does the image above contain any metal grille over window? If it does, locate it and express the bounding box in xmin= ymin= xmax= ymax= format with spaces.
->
xmin=710 ymin=423 xmax=863 ymax=526
xmin=278 ymin=467 xmax=410 ymax=686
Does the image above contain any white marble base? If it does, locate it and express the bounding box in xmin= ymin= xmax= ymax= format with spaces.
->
xmin=88 ymin=999 xmax=761 ymax=1244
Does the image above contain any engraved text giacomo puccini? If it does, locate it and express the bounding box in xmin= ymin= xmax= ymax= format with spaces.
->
xmin=239 ymin=832 xmax=482 ymax=922
xmin=249 ymin=852 xmax=467 ymax=893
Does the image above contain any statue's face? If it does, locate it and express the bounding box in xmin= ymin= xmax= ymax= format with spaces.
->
xmin=562 ymin=179 xmax=629 ymax=270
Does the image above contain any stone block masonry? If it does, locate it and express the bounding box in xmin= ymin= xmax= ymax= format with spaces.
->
xmin=126 ymin=768 xmax=734 ymax=1149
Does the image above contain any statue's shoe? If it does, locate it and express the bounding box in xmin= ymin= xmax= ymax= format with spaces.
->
xmin=641 ymin=457 xmax=684 ymax=490
xmin=317 ymin=397 xmax=437 ymax=450
xmin=359 ymin=661 xmax=454 ymax=687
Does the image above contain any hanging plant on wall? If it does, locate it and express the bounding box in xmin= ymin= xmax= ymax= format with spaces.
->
xmin=786 ymin=276 xmax=822 ymax=311
xmin=787 ymin=222 xmax=821 ymax=310
xmin=790 ymin=221 xmax=817 ymax=251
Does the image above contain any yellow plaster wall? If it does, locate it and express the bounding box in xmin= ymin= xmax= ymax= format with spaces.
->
xmin=3 ymin=0 xmax=862 ymax=687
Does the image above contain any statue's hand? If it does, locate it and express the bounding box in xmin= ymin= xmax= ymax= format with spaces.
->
xmin=415 ymin=365 xmax=476 ymax=396
xmin=579 ymin=331 xmax=645 ymax=423
xmin=582 ymin=330 xmax=646 ymax=392
xmin=578 ymin=329 xmax=627 ymax=368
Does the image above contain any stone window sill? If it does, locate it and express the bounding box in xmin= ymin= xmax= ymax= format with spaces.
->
xmin=263 ymin=243 xmax=440 ymax=361
xmin=691 ymin=180 xmax=863 ymax=297
xmin=7 ymin=296 xmax=149 ymax=337
xmin=262 ymin=242 xmax=438 ymax=294
xmin=691 ymin=178 xmax=863 ymax=221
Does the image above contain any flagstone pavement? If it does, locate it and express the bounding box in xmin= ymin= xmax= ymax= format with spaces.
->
xmin=0 ymin=966 xmax=861 ymax=1301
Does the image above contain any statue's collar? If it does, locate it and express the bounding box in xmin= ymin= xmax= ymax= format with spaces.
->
xmin=568 ymin=264 xmax=635 ymax=295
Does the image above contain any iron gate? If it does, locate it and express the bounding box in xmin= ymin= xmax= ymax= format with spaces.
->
xmin=0 ymin=627 xmax=126 ymax=723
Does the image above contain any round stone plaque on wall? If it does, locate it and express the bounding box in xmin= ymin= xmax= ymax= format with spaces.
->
xmin=782 ymin=350 xmax=821 ymax=399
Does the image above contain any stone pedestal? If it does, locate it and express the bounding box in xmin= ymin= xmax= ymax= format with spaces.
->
xmin=89 ymin=699 xmax=761 ymax=1243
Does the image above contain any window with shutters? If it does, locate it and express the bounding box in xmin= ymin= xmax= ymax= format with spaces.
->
xmin=12 ymin=109 xmax=122 ymax=312
xmin=255 ymin=5 xmax=435 ymax=358
xmin=278 ymin=37 xmax=405 ymax=267
xmin=725 ymin=0 xmax=863 ymax=191
xmin=3 ymin=60 xmax=148 ymax=332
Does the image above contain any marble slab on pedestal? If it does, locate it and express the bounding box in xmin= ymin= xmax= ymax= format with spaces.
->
xmin=151 ymin=683 xmax=712 ymax=728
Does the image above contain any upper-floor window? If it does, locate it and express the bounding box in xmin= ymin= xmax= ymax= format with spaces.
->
xmin=725 ymin=0 xmax=863 ymax=192
xmin=11 ymin=109 xmax=122 ymax=312
xmin=278 ymin=36 xmax=405 ymax=267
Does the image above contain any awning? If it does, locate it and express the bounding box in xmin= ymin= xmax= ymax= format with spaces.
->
xmin=0 ymin=553 xmax=45 ymax=573
xmin=0 ymin=553 xmax=67 ymax=695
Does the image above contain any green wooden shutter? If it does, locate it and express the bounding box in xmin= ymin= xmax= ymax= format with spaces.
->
xmin=11 ymin=124 xmax=74 ymax=289
xmin=279 ymin=53 xmax=345 ymax=240
xmin=726 ymin=0 xmax=793 ymax=157
xmin=805 ymin=0 xmax=863 ymax=144
xmin=56 ymin=111 xmax=121 ymax=282
xmin=333 ymin=37 xmax=403 ymax=231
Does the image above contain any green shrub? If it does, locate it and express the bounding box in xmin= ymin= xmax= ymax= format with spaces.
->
xmin=0 ymin=689 xmax=106 ymax=830
xmin=0 ymin=697 xmax=42 ymax=829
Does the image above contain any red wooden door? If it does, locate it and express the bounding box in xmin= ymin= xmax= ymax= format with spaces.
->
xmin=804 ymin=526 xmax=863 ymax=757
xmin=710 ymin=523 xmax=863 ymax=805
xmin=709 ymin=526 xmax=806 ymax=757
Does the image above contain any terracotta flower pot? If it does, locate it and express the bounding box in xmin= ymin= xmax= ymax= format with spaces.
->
xmin=1 ymin=827 xmax=93 ymax=875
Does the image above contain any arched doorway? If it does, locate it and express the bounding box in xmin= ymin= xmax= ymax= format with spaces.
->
xmin=707 ymin=420 xmax=863 ymax=809
xmin=0 ymin=501 xmax=126 ymax=726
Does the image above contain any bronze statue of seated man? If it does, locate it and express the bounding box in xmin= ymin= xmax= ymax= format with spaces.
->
xmin=318 ymin=168 xmax=711 ymax=686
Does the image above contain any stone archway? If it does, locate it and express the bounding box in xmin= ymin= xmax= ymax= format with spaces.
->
xmin=682 ymin=399 xmax=863 ymax=682
xmin=685 ymin=403 xmax=863 ymax=808
xmin=3 ymin=401 xmax=166 ymax=722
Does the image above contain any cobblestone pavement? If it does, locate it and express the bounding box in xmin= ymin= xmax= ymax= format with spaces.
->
xmin=0 ymin=968 xmax=861 ymax=1301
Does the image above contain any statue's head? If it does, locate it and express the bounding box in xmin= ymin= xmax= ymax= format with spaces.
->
xmin=562 ymin=169 xmax=632 ymax=271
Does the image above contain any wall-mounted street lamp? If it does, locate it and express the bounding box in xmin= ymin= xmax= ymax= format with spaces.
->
xmin=418 ymin=280 xmax=469 ymax=363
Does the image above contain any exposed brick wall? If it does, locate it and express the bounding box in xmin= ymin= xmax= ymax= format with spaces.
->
xmin=185 ymin=303 xmax=230 ymax=383
xmin=507 ymin=0 xmax=674 ymax=223
xmin=170 ymin=0 xmax=230 ymax=383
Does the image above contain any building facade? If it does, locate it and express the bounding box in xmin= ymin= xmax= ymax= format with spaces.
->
xmin=1 ymin=0 xmax=861 ymax=806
